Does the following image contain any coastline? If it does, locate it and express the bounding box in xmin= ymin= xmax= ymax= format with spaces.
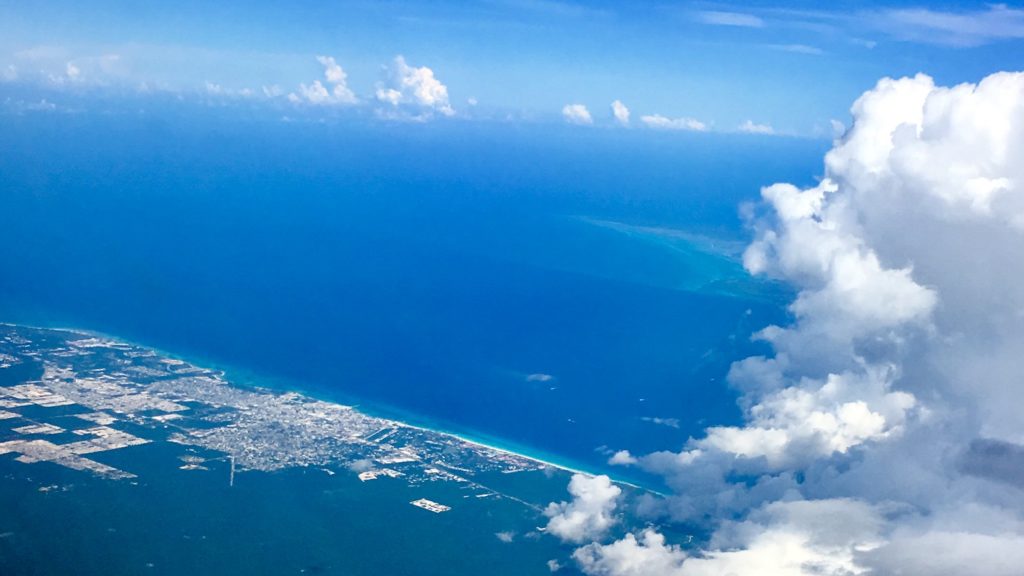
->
xmin=0 ymin=321 xmax=656 ymax=492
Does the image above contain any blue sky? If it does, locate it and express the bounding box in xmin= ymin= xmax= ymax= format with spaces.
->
xmin=2 ymin=0 xmax=1024 ymax=135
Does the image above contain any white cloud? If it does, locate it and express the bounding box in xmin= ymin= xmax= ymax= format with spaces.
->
xmin=696 ymin=10 xmax=764 ymax=28
xmin=22 ymin=53 xmax=124 ymax=87
xmin=738 ymin=120 xmax=774 ymax=134
xmin=862 ymin=528 xmax=1024 ymax=576
xmin=564 ymin=70 xmax=1024 ymax=576
xmin=698 ymin=367 xmax=918 ymax=466
xmin=876 ymin=5 xmax=1024 ymax=47
xmin=346 ymin=459 xmax=374 ymax=473
xmin=829 ymin=118 xmax=846 ymax=138
xmin=640 ymin=114 xmax=707 ymax=132
xmin=640 ymin=416 xmax=680 ymax=429
xmin=375 ymin=55 xmax=454 ymax=117
xmin=317 ymin=55 xmax=347 ymax=86
xmin=495 ymin=531 xmax=515 ymax=543
xmin=607 ymin=450 xmax=637 ymax=466
xmin=767 ymin=43 xmax=824 ymax=55
xmin=575 ymin=499 xmax=882 ymax=576
xmin=288 ymin=55 xmax=357 ymax=106
xmin=720 ymin=5 xmax=1024 ymax=49
xmin=545 ymin=474 xmax=621 ymax=543
xmin=611 ymin=100 xmax=630 ymax=125
xmin=562 ymin=103 xmax=593 ymax=125
xmin=205 ymin=82 xmax=254 ymax=98
xmin=4 ymin=98 xmax=59 ymax=113
xmin=262 ymin=84 xmax=284 ymax=98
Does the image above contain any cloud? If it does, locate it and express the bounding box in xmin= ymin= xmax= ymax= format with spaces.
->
xmin=829 ymin=118 xmax=846 ymax=138
xmin=861 ymin=528 xmax=1024 ymax=576
xmin=640 ymin=114 xmax=707 ymax=132
xmin=562 ymin=103 xmax=593 ymax=125
xmin=527 ymin=373 xmax=555 ymax=382
xmin=561 ymin=70 xmax=1024 ymax=576
xmin=204 ymin=82 xmax=255 ymax=98
xmin=611 ymin=100 xmax=629 ymax=125
xmin=708 ymin=5 xmax=1024 ymax=49
xmin=575 ymin=499 xmax=883 ymax=576
xmin=876 ymin=5 xmax=1024 ymax=47
xmin=607 ymin=450 xmax=637 ymax=466
xmin=697 ymin=367 xmax=919 ymax=467
xmin=288 ymin=55 xmax=357 ymax=106
xmin=640 ymin=416 xmax=680 ymax=429
xmin=495 ymin=531 xmax=516 ymax=543
xmin=346 ymin=459 xmax=374 ymax=473
xmin=738 ymin=120 xmax=774 ymax=134
xmin=545 ymin=474 xmax=621 ymax=543
xmin=16 ymin=52 xmax=126 ymax=88
xmin=696 ymin=10 xmax=764 ymax=28
xmin=767 ymin=43 xmax=824 ymax=55
xmin=375 ymin=55 xmax=454 ymax=117
xmin=3 ymin=98 xmax=60 ymax=114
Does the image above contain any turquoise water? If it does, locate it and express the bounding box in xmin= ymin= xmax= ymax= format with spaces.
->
xmin=0 ymin=111 xmax=821 ymax=485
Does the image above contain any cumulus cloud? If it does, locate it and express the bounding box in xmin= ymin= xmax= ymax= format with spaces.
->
xmin=738 ymin=119 xmax=774 ymax=134
xmin=575 ymin=499 xmax=883 ymax=576
xmin=562 ymin=104 xmax=593 ymax=125
xmin=607 ymin=450 xmax=637 ymax=466
xmin=35 ymin=55 xmax=121 ymax=86
xmin=545 ymin=474 xmax=621 ymax=543
xmin=611 ymin=100 xmax=630 ymax=125
xmin=288 ymin=55 xmax=358 ymax=106
xmin=558 ymin=71 xmax=1024 ymax=576
xmin=640 ymin=114 xmax=707 ymax=132
xmin=375 ymin=55 xmax=454 ymax=117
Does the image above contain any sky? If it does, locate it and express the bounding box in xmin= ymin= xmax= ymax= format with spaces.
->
xmin=3 ymin=1 xmax=1024 ymax=135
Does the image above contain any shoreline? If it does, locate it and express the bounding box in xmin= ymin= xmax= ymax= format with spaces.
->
xmin=1 ymin=321 xmax=656 ymax=492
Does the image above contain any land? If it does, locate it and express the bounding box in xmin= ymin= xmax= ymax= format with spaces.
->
xmin=0 ymin=324 xmax=552 ymax=510
xmin=410 ymin=498 xmax=451 ymax=513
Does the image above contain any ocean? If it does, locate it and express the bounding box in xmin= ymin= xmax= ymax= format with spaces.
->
xmin=0 ymin=107 xmax=826 ymax=486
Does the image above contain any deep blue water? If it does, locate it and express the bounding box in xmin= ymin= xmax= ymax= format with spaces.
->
xmin=0 ymin=108 xmax=825 ymax=482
